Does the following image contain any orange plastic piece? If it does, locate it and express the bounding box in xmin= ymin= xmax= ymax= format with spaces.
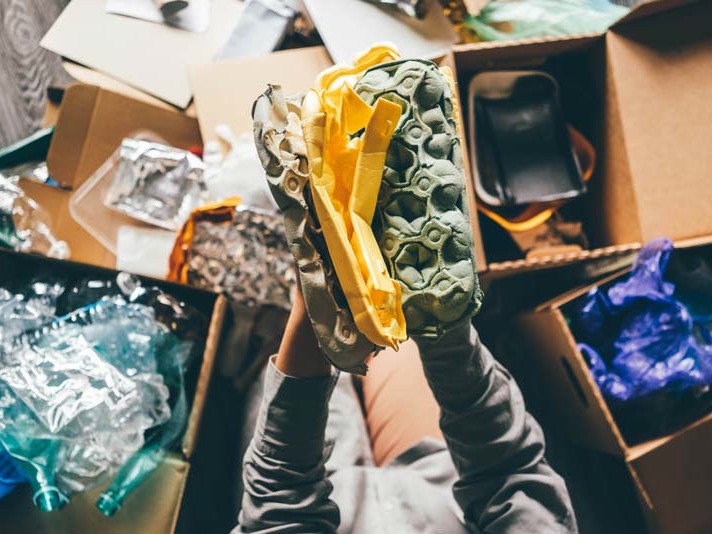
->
xmin=167 ymin=197 xmax=241 ymax=283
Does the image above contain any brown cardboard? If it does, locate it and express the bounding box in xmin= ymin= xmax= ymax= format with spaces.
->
xmin=516 ymin=239 xmax=712 ymax=533
xmin=441 ymin=52 xmax=487 ymax=274
xmin=23 ymin=84 xmax=202 ymax=269
xmin=0 ymin=248 xmax=227 ymax=533
xmin=612 ymin=0 xmax=697 ymax=24
xmin=62 ymin=61 xmax=198 ymax=118
xmin=190 ymin=46 xmax=333 ymax=152
xmin=40 ymin=0 xmax=243 ymax=108
xmin=450 ymin=0 xmax=712 ymax=276
xmin=603 ymin=2 xmax=712 ymax=243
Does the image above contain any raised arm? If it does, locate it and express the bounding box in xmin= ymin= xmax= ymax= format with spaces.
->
xmin=414 ymin=324 xmax=578 ymax=533
xmin=235 ymin=290 xmax=340 ymax=533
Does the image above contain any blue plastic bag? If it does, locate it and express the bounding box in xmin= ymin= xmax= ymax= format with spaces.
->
xmin=0 ymin=446 xmax=25 ymax=500
xmin=570 ymin=238 xmax=712 ymax=402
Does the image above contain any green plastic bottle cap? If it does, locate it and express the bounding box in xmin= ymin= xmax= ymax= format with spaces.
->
xmin=96 ymin=492 xmax=122 ymax=517
xmin=34 ymin=487 xmax=67 ymax=512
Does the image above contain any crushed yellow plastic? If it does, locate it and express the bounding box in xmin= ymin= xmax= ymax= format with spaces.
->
xmin=301 ymin=44 xmax=407 ymax=350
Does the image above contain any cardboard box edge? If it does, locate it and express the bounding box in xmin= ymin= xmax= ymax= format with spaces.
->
xmin=181 ymin=293 xmax=227 ymax=458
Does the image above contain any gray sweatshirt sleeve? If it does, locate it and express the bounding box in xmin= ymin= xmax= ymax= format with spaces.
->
xmin=415 ymin=324 xmax=578 ymax=534
xmin=234 ymin=358 xmax=340 ymax=533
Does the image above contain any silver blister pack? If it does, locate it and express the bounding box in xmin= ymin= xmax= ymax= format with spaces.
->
xmin=105 ymin=139 xmax=206 ymax=231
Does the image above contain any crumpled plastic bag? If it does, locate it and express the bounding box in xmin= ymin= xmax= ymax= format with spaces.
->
xmin=466 ymin=0 xmax=629 ymax=42
xmin=568 ymin=238 xmax=712 ymax=441
xmin=202 ymin=125 xmax=278 ymax=210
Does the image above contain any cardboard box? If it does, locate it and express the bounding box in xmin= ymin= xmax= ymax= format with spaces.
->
xmin=449 ymin=0 xmax=710 ymax=276
xmin=21 ymin=84 xmax=203 ymax=269
xmin=516 ymin=235 xmax=712 ymax=534
xmin=61 ymin=61 xmax=198 ymax=118
xmin=0 ymin=248 xmax=227 ymax=533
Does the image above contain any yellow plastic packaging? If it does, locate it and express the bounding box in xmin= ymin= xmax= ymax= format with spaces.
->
xmin=301 ymin=44 xmax=407 ymax=350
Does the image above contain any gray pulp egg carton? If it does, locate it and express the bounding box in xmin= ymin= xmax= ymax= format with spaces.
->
xmin=252 ymin=85 xmax=375 ymax=375
xmin=355 ymin=59 xmax=483 ymax=338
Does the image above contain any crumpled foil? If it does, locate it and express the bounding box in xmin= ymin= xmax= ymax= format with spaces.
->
xmin=186 ymin=206 xmax=295 ymax=310
xmin=168 ymin=200 xmax=292 ymax=384
xmin=105 ymin=139 xmax=206 ymax=231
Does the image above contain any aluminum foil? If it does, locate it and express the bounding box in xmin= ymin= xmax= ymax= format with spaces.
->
xmin=105 ymin=139 xmax=206 ymax=231
xmin=185 ymin=206 xmax=295 ymax=310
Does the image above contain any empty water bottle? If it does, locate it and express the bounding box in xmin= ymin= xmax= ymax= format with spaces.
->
xmin=0 ymin=176 xmax=69 ymax=259
xmin=0 ymin=297 xmax=171 ymax=510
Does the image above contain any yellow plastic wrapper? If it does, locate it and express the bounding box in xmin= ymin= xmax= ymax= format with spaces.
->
xmin=301 ymin=44 xmax=407 ymax=350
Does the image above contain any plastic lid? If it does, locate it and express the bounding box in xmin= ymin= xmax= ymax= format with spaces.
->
xmin=96 ymin=492 xmax=122 ymax=517
xmin=33 ymin=487 xmax=67 ymax=512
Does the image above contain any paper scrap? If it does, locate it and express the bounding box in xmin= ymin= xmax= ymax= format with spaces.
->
xmin=303 ymin=0 xmax=456 ymax=64
xmin=41 ymin=0 xmax=242 ymax=108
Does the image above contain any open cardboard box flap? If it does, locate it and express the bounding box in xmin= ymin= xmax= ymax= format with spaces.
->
xmin=452 ymin=0 xmax=712 ymax=276
xmin=21 ymin=84 xmax=202 ymax=268
xmin=603 ymin=1 xmax=712 ymax=244
xmin=190 ymin=46 xmax=333 ymax=152
xmin=61 ymin=61 xmax=198 ymax=118
xmin=611 ymin=0 xmax=697 ymax=25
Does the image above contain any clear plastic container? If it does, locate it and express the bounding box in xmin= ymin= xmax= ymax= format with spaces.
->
xmin=69 ymin=132 xmax=166 ymax=255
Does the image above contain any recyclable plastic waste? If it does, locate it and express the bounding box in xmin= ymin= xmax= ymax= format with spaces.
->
xmin=301 ymin=44 xmax=407 ymax=351
xmin=0 ymin=274 xmax=204 ymax=513
xmin=105 ymin=138 xmax=207 ymax=231
xmin=253 ymin=43 xmax=482 ymax=373
xmin=568 ymin=238 xmax=712 ymax=442
xmin=0 ymin=176 xmax=70 ymax=259
xmin=0 ymin=446 xmax=25 ymax=500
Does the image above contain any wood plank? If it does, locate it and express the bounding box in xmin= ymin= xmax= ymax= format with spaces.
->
xmin=0 ymin=0 xmax=73 ymax=148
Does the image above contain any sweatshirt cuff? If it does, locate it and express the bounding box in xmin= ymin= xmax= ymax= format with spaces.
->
xmin=253 ymin=356 xmax=339 ymax=464
xmin=414 ymin=324 xmax=489 ymax=412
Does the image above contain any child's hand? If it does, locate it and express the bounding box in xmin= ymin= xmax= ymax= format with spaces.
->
xmin=275 ymin=283 xmax=332 ymax=378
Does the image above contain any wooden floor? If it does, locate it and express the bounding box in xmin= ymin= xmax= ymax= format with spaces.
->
xmin=0 ymin=0 xmax=72 ymax=148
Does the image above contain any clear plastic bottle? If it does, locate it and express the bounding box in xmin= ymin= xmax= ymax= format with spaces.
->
xmin=0 ymin=297 xmax=171 ymax=511
xmin=0 ymin=177 xmax=70 ymax=259
xmin=96 ymin=297 xmax=196 ymax=516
